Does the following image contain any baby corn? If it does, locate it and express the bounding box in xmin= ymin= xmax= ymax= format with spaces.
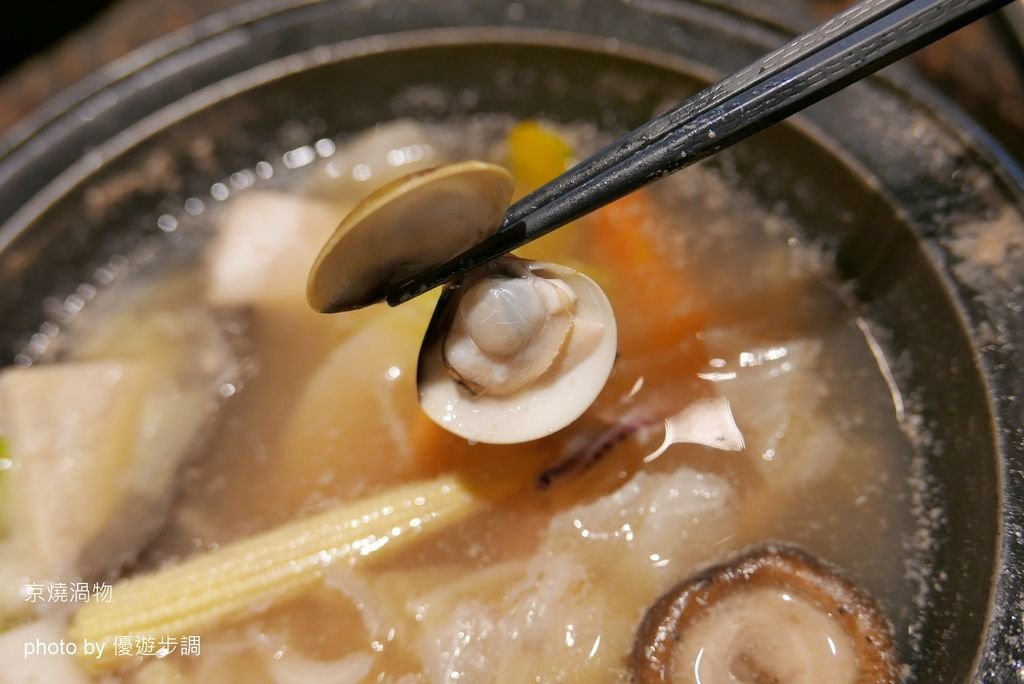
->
xmin=69 ymin=475 xmax=479 ymax=671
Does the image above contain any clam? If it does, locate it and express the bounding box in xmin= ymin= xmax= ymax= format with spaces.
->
xmin=308 ymin=161 xmax=618 ymax=444
xmin=418 ymin=256 xmax=617 ymax=444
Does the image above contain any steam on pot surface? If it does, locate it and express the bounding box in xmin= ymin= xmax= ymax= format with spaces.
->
xmin=2 ymin=117 xmax=940 ymax=682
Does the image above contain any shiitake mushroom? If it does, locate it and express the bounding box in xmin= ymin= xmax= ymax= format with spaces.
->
xmin=630 ymin=544 xmax=899 ymax=683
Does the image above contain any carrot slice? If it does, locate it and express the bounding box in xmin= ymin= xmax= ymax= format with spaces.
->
xmin=588 ymin=190 xmax=708 ymax=354
xmin=410 ymin=412 xmax=554 ymax=496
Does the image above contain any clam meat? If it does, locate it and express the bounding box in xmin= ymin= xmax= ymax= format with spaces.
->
xmin=418 ymin=256 xmax=617 ymax=444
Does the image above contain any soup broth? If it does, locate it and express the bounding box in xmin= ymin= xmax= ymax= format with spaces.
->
xmin=0 ymin=117 xmax=936 ymax=682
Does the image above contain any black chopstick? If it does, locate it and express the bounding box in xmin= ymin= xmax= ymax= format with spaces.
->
xmin=500 ymin=0 xmax=913 ymax=229
xmin=386 ymin=0 xmax=1012 ymax=306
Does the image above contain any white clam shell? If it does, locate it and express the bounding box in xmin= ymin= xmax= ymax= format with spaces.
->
xmin=418 ymin=258 xmax=618 ymax=444
xmin=307 ymin=161 xmax=514 ymax=312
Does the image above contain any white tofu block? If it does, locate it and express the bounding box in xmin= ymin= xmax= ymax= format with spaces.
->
xmin=334 ymin=119 xmax=441 ymax=188
xmin=305 ymin=119 xmax=443 ymax=199
xmin=206 ymin=191 xmax=341 ymax=310
xmin=0 ymin=360 xmax=205 ymax=582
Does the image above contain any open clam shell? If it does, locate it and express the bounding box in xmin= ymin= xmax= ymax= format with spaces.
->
xmin=307 ymin=160 xmax=618 ymax=443
xmin=418 ymin=257 xmax=618 ymax=444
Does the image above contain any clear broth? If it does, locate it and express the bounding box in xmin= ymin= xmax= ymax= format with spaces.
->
xmin=12 ymin=117 xmax=936 ymax=682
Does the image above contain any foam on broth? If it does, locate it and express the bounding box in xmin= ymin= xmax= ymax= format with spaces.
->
xmin=9 ymin=117 xmax=937 ymax=681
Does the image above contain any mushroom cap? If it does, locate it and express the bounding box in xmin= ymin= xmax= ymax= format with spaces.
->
xmin=307 ymin=161 xmax=514 ymax=312
xmin=418 ymin=258 xmax=618 ymax=445
xmin=630 ymin=544 xmax=899 ymax=684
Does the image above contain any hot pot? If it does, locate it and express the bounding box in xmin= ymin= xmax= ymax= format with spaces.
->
xmin=0 ymin=0 xmax=1020 ymax=680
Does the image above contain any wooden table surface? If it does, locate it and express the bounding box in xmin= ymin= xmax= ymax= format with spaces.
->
xmin=1 ymin=0 xmax=1022 ymax=160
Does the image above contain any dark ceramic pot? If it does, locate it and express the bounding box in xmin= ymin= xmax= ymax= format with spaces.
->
xmin=0 ymin=1 xmax=1020 ymax=680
